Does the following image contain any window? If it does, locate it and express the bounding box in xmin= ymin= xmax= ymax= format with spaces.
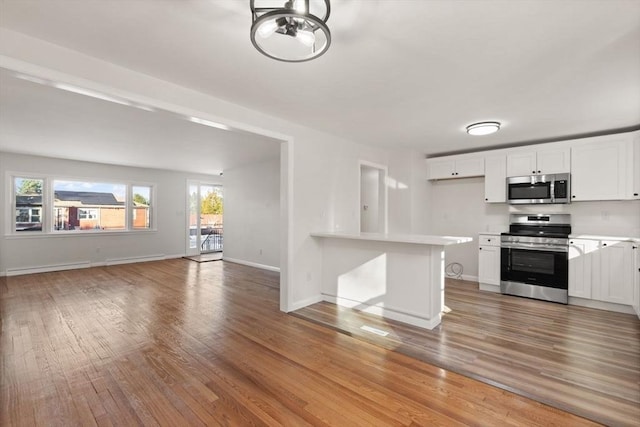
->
xmin=132 ymin=185 xmax=152 ymax=229
xmin=11 ymin=175 xmax=155 ymax=234
xmin=78 ymin=208 xmax=99 ymax=220
xmin=53 ymin=180 xmax=126 ymax=231
xmin=14 ymin=177 xmax=43 ymax=232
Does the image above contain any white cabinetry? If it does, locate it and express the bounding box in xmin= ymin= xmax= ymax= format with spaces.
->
xmin=569 ymin=238 xmax=635 ymax=307
xmin=570 ymin=134 xmax=633 ymax=201
xmin=506 ymin=147 xmax=570 ymax=177
xmin=631 ymin=134 xmax=640 ymax=200
xmin=592 ymin=240 xmax=635 ymax=305
xmin=484 ymin=155 xmax=506 ymax=203
xmin=478 ymin=234 xmax=501 ymax=292
xmin=427 ymin=156 xmax=484 ymax=180
xmin=568 ymin=239 xmax=598 ymax=299
xmin=633 ymin=243 xmax=640 ymax=318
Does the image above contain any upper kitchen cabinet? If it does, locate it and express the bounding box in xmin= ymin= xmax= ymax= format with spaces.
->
xmin=632 ymin=133 xmax=640 ymax=200
xmin=506 ymin=146 xmax=570 ymax=177
xmin=484 ymin=155 xmax=506 ymax=203
xmin=570 ymin=133 xmax=636 ymax=201
xmin=427 ymin=155 xmax=484 ymax=180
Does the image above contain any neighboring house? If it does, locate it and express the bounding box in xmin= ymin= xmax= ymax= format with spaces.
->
xmin=16 ymin=191 xmax=148 ymax=231
xmin=15 ymin=195 xmax=42 ymax=231
xmin=54 ymin=190 xmax=125 ymax=230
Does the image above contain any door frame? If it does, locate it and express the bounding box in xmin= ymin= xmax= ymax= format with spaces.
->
xmin=186 ymin=180 xmax=223 ymax=256
xmin=358 ymin=160 xmax=388 ymax=234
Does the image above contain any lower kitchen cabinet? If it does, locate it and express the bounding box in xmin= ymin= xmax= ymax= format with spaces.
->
xmin=593 ymin=240 xmax=635 ymax=305
xmin=569 ymin=238 xmax=635 ymax=306
xmin=568 ymin=239 xmax=597 ymax=299
xmin=478 ymin=234 xmax=500 ymax=292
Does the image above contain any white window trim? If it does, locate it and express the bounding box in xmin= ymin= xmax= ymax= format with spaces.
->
xmin=6 ymin=172 xmax=157 ymax=236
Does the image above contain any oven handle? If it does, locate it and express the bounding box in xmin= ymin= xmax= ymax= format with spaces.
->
xmin=501 ymin=243 xmax=568 ymax=253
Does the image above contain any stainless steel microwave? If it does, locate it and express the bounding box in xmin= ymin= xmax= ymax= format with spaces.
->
xmin=506 ymin=173 xmax=570 ymax=204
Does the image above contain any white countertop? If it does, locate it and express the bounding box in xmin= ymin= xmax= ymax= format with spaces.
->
xmin=479 ymin=231 xmax=503 ymax=236
xmin=569 ymin=234 xmax=640 ymax=243
xmin=311 ymin=232 xmax=473 ymax=246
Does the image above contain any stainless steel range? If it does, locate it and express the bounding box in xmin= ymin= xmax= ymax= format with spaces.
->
xmin=500 ymin=214 xmax=571 ymax=304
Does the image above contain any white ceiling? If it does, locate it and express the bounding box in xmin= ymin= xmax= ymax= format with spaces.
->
xmin=0 ymin=68 xmax=282 ymax=174
xmin=1 ymin=0 xmax=639 ymax=172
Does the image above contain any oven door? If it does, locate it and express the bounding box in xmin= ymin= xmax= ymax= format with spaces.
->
xmin=500 ymin=246 xmax=568 ymax=289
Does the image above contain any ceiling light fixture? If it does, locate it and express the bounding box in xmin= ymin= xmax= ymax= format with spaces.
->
xmin=250 ymin=0 xmax=331 ymax=63
xmin=466 ymin=121 xmax=501 ymax=136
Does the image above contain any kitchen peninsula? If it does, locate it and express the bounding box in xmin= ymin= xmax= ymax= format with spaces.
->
xmin=311 ymin=232 xmax=473 ymax=329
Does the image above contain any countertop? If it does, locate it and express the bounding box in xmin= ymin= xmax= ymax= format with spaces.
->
xmin=480 ymin=231 xmax=639 ymax=243
xmin=311 ymin=232 xmax=473 ymax=246
xmin=569 ymin=234 xmax=640 ymax=243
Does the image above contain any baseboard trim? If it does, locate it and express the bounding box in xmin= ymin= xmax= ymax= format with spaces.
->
xmin=568 ymin=297 xmax=635 ymax=315
xmin=6 ymin=261 xmax=92 ymax=276
xmin=222 ymin=257 xmax=280 ymax=272
xmin=323 ymin=295 xmax=441 ymax=330
xmin=105 ymin=254 xmax=166 ymax=266
xmin=288 ymin=294 xmax=324 ymax=312
xmin=479 ymin=283 xmax=500 ymax=293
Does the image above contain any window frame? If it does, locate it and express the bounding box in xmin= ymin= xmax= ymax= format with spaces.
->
xmin=7 ymin=172 xmax=157 ymax=236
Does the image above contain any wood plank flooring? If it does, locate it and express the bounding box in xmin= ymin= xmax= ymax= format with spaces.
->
xmin=293 ymin=279 xmax=640 ymax=427
xmin=0 ymin=260 xmax=609 ymax=426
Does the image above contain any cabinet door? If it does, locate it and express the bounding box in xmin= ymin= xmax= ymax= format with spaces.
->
xmin=427 ymin=158 xmax=456 ymax=180
xmin=631 ymin=135 xmax=640 ymax=200
xmin=593 ymin=241 xmax=634 ymax=305
xmin=484 ymin=155 xmax=506 ymax=203
xmin=571 ymin=137 xmax=630 ymax=201
xmin=633 ymin=244 xmax=640 ymax=316
xmin=506 ymin=151 xmax=536 ymax=177
xmin=536 ymin=147 xmax=570 ymax=175
xmin=568 ymin=239 xmax=597 ymax=299
xmin=478 ymin=245 xmax=500 ymax=286
xmin=455 ymin=157 xmax=485 ymax=178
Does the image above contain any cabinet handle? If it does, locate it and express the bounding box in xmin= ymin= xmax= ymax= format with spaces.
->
xmin=485 ymin=198 xmax=488 ymax=201
xmin=634 ymin=193 xmax=639 ymax=196
xmin=537 ymin=170 xmax=541 ymax=173
xmin=479 ymin=247 xmax=482 ymax=250
xmin=455 ymin=172 xmax=459 ymax=175
xmin=451 ymin=172 xmax=455 ymax=176
xmin=532 ymin=170 xmax=536 ymax=174
xmin=572 ymin=195 xmax=576 ymax=198
xmin=488 ymin=239 xmax=491 ymax=242
xmin=603 ymin=243 xmax=607 ymax=247
xmin=570 ymin=241 xmax=574 ymax=244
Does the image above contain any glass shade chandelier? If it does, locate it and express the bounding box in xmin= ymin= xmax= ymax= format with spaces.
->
xmin=250 ymin=0 xmax=331 ymax=62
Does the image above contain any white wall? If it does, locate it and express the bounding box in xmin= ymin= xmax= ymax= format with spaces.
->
xmin=425 ymin=176 xmax=640 ymax=280
xmin=0 ymin=151 xmax=220 ymax=274
xmin=0 ymin=29 xmax=429 ymax=310
xmin=360 ymin=165 xmax=379 ymax=233
xmin=224 ymin=157 xmax=280 ymax=270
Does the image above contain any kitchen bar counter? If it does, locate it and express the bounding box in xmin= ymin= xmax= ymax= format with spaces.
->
xmin=311 ymin=232 xmax=473 ymax=329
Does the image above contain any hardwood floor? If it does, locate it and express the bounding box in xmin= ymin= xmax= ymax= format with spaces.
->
xmin=0 ymin=260 xmax=606 ymax=426
xmin=293 ymin=279 xmax=640 ymax=427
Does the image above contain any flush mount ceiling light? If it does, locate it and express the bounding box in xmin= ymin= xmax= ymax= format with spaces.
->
xmin=250 ymin=0 xmax=331 ymax=62
xmin=466 ymin=121 xmax=501 ymax=136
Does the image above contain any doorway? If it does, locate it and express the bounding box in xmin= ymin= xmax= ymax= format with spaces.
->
xmin=359 ymin=162 xmax=387 ymax=233
xmin=186 ymin=181 xmax=224 ymax=256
